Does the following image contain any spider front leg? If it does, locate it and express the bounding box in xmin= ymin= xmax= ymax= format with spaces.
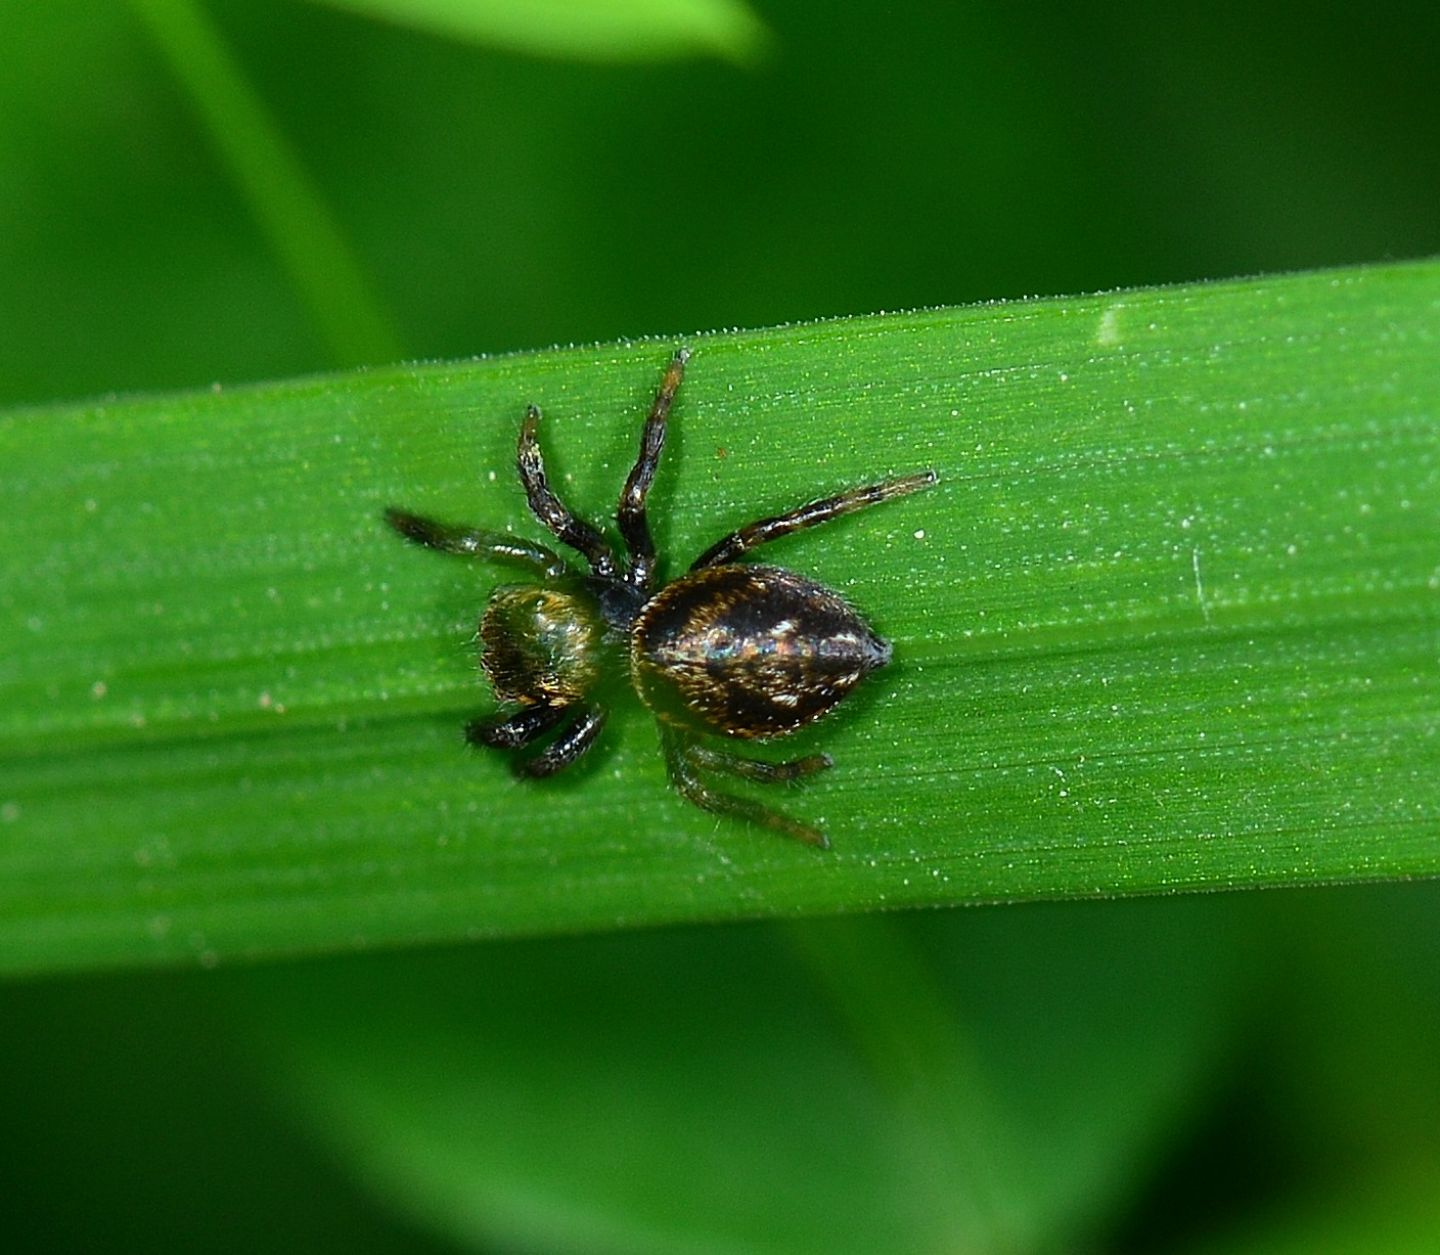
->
xmin=689 ymin=471 xmax=937 ymax=571
xmin=384 ymin=508 xmax=566 ymax=577
xmin=617 ymin=347 xmax=690 ymax=591
xmin=520 ymin=706 xmax=609 ymax=778
xmin=662 ymin=730 xmax=830 ymax=848
xmin=466 ymin=703 xmax=568 ymax=749
xmin=517 ymin=406 xmax=619 ymax=577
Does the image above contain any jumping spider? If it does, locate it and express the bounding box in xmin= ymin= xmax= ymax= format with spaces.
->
xmin=385 ymin=350 xmax=935 ymax=848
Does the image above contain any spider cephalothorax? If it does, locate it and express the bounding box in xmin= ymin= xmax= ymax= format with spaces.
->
xmin=385 ymin=350 xmax=935 ymax=847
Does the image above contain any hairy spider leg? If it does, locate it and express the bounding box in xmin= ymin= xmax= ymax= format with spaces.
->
xmin=383 ymin=508 xmax=567 ymax=577
xmin=517 ymin=405 xmax=619 ymax=577
xmin=689 ymin=471 xmax=938 ymax=571
xmin=662 ymin=730 xmax=830 ymax=848
xmin=617 ymin=347 xmax=690 ymax=591
xmin=685 ymin=741 xmax=833 ymax=783
xmin=466 ymin=703 xmax=569 ymax=749
xmin=521 ymin=706 xmax=609 ymax=778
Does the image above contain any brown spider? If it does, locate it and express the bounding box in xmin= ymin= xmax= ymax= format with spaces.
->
xmin=386 ymin=350 xmax=935 ymax=847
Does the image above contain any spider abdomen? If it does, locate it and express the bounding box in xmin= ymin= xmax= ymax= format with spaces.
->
xmin=631 ymin=564 xmax=892 ymax=740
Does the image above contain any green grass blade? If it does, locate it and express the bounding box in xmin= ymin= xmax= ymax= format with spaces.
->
xmin=1 ymin=259 xmax=1438 ymax=975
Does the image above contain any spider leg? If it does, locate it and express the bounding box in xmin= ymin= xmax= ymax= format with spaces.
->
xmin=662 ymin=730 xmax=830 ymax=848
xmin=616 ymin=348 xmax=690 ymax=590
xmin=689 ymin=471 xmax=937 ymax=571
xmin=466 ymin=703 xmax=568 ymax=750
xmin=520 ymin=705 xmax=609 ymax=778
xmin=516 ymin=406 xmax=619 ymax=577
xmin=385 ymin=508 xmax=567 ymax=577
xmin=685 ymin=741 xmax=833 ymax=784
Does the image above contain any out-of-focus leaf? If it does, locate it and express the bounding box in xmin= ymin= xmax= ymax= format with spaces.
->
xmin=241 ymin=898 xmax=1251 ymax=1254
xmin=305 ymin=0 xmax=770 ymax=64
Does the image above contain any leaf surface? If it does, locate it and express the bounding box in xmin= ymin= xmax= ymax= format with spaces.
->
xmin=2 ymin=260 xmax=1437 ymax=974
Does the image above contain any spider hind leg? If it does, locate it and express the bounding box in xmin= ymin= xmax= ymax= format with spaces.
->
xmin=685 ymin=741 xmax=833 ymax=784
xmin=689 ymin=471 xmax=937 ymax=571
xmin=662 ymin=730 xmax=830 ymax=848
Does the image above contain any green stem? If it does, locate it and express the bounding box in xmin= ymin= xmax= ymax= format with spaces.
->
xmin=128 ymin=0 xmax=403 ymax=367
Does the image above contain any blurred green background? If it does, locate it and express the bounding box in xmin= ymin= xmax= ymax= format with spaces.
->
xmin=2 ymin=1 xmax=1438 ymax=1251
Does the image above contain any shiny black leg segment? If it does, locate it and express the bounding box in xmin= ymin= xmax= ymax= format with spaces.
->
xmin=467 ymin=703 xmax=568 ymax=750
xmin=517 ymin=405 xmax=618 ymax=577
xmin=384 ymin=508 xmax=567 ymax=577
xmin=617 ymin=348 xmax=690 ymax=591
xmin=520 ymin=706 xmax=609 ymax=778
xmin=662 ymin=730 xmax=829 ymax=848
xmin=685 ymin=742 xmax=833 ymax=785
xmin=689 ymin=471 xmax=938 ymax=571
